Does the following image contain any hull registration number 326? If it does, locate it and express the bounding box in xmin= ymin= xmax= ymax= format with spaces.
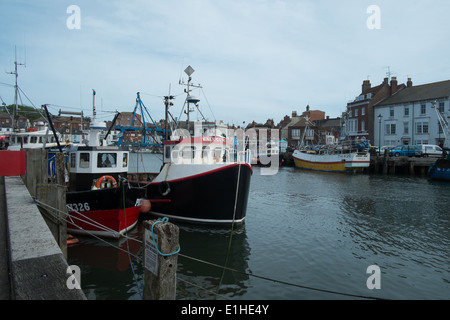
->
xmin=67 ymin=202 xmax=91 ymax=212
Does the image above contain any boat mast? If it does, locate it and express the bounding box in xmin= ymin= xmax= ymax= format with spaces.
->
xmin=164 ymin=84 xmax=175 ymax=141
xmin=179 ymin=66 xmax=202 ymax=134
xmin=7 ymin=47 xmax=25 ymax=132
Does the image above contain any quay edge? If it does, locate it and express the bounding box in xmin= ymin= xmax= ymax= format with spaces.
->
xmin=0 ymin=176 xmax=86 ymax=300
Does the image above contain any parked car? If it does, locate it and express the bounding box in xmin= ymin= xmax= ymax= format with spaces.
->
xmin=389 ymin=145 xmax=422 ymax=157
xmin=419 ymin=145 xmax=443 ymax=157
xmin=376 ymin=146 xmax=393 ymax=155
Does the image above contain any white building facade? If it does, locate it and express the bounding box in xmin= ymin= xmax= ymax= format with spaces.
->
xmin=374 ymin=80 xmax=450 ymax=148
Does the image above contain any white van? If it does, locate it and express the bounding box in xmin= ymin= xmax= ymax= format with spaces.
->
xmin=420 ymin=145 xmax=443 ymax=157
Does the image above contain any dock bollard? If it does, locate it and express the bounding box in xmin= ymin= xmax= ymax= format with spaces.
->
xmin=143 ymin=218 xmax=179 ymax=300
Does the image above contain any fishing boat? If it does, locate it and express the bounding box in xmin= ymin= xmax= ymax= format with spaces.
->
xmin=292 ymin=146 xmax=370 ymax=173
xmin=7 ymin=127 xmax=69 ymax=151
xmin=428 ymin=156 xmax=450 ymax=181
xmin=131 ymin=66 xmax=253 ymax=224
xmin=66 ymin=92 xmax=145 ymax=238
xmin=428 ymin=103 xmax=450 ymax=181
xmin=144 ymin=135 xmax=252 ymax=224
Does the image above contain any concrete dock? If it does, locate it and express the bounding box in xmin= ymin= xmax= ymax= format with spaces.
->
xmin=0 ymin=175 xmax=86 ymax=300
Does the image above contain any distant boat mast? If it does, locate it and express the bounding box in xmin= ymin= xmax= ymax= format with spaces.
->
xmin=6 ymin=47 xmax=25 ymax=132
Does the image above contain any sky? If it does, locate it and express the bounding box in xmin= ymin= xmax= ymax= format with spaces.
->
xmin=1 ymin=0 xmax=450 ymax=127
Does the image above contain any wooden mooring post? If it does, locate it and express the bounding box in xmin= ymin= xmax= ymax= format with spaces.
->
xmin=143 ymin=218 xmax=179 ymax=300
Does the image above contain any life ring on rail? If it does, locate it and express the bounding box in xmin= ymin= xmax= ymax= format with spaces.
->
xmin=158 ymin=180 xmax=171 ymax=196
xmin=95 ymin=175 xmax=118 ymax=189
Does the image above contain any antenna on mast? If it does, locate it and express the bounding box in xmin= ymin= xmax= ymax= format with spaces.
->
xmin=179 ymin=66 xmax=203 ymax=132
xmin=92 ymin=89 xmax=96 ymax=121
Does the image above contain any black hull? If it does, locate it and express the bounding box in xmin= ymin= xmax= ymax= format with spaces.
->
xmin=144 ymin=163 xmax=252 ymax=224
xmin=66 ymin=184 xmax=144 ymax=212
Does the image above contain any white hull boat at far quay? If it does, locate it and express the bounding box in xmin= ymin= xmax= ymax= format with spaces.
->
xmin=293 ymin=140 xmax=371 ymax=173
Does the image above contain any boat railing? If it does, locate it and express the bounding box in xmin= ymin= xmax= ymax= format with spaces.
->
xmin=236 ymin=149 xmax=252 ymax=165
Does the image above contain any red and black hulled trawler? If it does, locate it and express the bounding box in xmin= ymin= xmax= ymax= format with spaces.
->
xmin=136 ymin=66 xmax=253 ymax=224
xmin=66 ymin=93 xmax=145 ymax=238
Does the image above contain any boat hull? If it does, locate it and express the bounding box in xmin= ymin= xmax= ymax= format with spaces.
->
xmin=292 ymin=150 xmax=370 ymax=173
xmin=66 ymin=186 xmax=143 ymax=238
xmin=428 ymin=159 xmax=450 ymax=181
xmin=140 ymin=163 xmax=253 ymax=224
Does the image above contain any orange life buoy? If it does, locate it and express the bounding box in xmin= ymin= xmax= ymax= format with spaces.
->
xmin=95 ymin=175 xmax=118 ymax=189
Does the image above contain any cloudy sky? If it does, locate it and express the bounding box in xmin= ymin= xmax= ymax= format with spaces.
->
xmin=1 ymin=0 xmax=449 ymax=126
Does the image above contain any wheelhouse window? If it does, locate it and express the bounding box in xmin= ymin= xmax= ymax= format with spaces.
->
xmin=97 ymin=153 xmax=117 ymax=168
xmin=79 ymin=153 xmax=90 ymax=168
xmin=182 ymin=146 xmax=195 ymax=159
xmin=122 ymin=153 xmax=128 ymax=168
xmin=70 ymin=153 xmax=76 ymax=168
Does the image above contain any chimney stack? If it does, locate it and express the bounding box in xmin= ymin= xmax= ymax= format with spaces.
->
xmin=362 ymin=80 xmax=371 ymax=93
xmin=292 ymin=111 xmax=297 ymax=117
xmin=390 ymin=77 xmax=398 ymax=95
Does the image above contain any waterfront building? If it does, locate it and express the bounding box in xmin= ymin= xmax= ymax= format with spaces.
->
xmin=0 ymin=111 xmax=28 ymax=132
xmin=343 ymin=77 xmax=405 ymax=144
xmin=373 ymin=79 xmax=450 ymax=147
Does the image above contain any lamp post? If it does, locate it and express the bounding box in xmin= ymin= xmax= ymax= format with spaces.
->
xmin=378 ymin=114 xmax=383 ymax=155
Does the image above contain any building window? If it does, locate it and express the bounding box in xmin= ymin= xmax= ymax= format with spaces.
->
xmin=385 ymin=124 xmax=396 ymax=135
xmin=390 ymin=107 xmax=394 ymax=117
xmin=416 ymin=121 xmax=429 ymax=134
xmin=291 ymin=129 xmax=300 ymax=137
xmin=439 ymin=102 xmax=444 ymax=112
xmin=420 ymin=104 xmax=426 ymax=115
xmin=355 ymin=108 xmax=358 ymax=117
xmin=361 ymin=121 xmax=365 ymax=132
xmin=404 ymin=106 xmax=409 ymax=116
xmin=403 ymin=122 xmax=409 ymax=134
xmin=361 ymin=107 xmax=365 ymax=116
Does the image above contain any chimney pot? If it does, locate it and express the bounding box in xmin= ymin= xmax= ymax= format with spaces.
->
xmin=407 ymin=78 xmax=413 ymax=87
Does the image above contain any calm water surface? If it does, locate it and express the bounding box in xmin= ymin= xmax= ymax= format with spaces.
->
xmin=68 ymin=154 xmax=450 ymax=300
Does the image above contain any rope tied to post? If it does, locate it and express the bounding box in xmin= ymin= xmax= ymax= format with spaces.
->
xmin=151 ymin=217 xmax=181 ymax=256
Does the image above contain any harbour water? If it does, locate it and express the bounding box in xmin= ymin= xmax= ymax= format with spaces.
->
xmin=68 ymin=153 xmax=450 ymax=300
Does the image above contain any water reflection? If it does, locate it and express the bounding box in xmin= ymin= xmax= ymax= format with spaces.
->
xmin=176 ymin=223 xmax=251 ymax=299
xmin=68 ymin=161 xmax=450 ymax=300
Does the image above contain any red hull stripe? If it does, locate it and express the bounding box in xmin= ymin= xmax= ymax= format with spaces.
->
xmin=67 ymin=206 xmax=140 ymax=233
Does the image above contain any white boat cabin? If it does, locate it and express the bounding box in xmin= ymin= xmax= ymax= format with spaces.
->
xmin=163 ymin=136 xmax=248 ymax=165
xmin=69 ymin=146 xmax=129 ymax=174
xmin=68 ymin=145 xmax=129 ymax=191
xmin=7 ymin=129 xmax=67 ymax=150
